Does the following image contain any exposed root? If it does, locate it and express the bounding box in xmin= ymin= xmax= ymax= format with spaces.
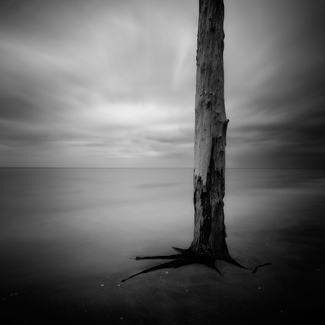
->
xmin=171 ymin=247 xmax=188 ymax=253
xmin=121 ymin=247 xmax=271 ymax=282
xmin=122 ymin=247 xmax=222 ymax=282
xmin=121 ymin=259 xmax=182 ymax=282
xmin=224 ymin=255 xmax=247 ymax=270
xmin=252 ymin=263 xmax=272 ymax=274
xmin=136 ymin=254 xmax=182 ymax=260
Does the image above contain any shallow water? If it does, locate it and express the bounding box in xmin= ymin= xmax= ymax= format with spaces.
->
xmin=1 ymin=168 xmax=324 ymax=324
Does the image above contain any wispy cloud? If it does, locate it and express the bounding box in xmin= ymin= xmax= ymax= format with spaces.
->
xmin=0 ymin=0 xmax=324 ymax=167
xmin=224 ymin=0 xmax=325 ymax=168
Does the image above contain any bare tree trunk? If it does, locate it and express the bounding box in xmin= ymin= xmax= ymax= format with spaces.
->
xmin=191 ymin=0 xmax=230 ymax=260
xmin=121 ymin=0 xmax=271 ymax=283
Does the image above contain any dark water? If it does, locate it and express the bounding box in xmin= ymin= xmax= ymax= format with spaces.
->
xmin=1 ymin=168 xmax=324 ymax=324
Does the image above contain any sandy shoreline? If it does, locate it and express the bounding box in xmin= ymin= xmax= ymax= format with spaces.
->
xmin=3 ymin=245 xmax=323 ymax=325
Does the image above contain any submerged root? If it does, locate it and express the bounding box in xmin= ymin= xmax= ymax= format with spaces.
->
xmin=121 ymin=246 xmax=271 ymax=282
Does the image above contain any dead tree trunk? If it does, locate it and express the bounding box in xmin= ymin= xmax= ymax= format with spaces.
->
xmin=191 ymin=0 xmax=230 ymax=260
xmin=121 ymin=0 xmax=270 ymax=282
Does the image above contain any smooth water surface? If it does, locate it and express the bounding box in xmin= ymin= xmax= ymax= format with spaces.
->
xmin=1 ymin=168 xmax=324 ymax=324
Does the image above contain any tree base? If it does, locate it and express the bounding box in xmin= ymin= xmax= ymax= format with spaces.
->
xmin=121 ymin=246 xmax=269 ymax=282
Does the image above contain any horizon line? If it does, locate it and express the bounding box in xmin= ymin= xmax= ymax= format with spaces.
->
xmin=0 ymin=167 xmax=324 ymax=170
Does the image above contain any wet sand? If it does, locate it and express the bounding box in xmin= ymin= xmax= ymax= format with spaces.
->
xmin=2 ymin=238 xmax=323 ymax=325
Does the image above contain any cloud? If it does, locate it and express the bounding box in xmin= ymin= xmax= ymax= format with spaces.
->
xmin=224 ymin=0 xmax=325 ymax=168
xmin=0 ymin=0 xmax=198 ymax=167
xmin=0 ymin=0 xmax=324 ymax=167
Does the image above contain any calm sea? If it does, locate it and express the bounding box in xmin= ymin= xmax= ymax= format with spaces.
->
xmin=1 ymin=168 xmax=324 ymax=323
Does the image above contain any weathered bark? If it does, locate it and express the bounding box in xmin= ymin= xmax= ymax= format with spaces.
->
xmin=191 ymin=0 xmax=230 ymax=260
xmin=121 ymin=0 xmax=271 ymax=282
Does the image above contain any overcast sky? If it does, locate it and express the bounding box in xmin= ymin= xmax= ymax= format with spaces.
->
xmin=0 ymin=0 xmax=324 ymax=168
